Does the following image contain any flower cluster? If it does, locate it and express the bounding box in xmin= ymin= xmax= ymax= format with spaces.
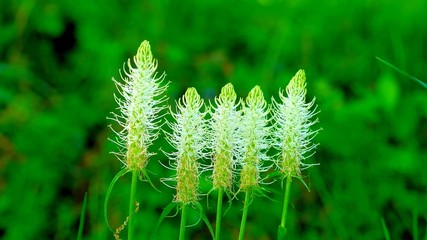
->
xmin=110 ymin=41 xmax=319 ymax=197
xmin=163 ymin=70 xmax=318 ymax=195
xmin=108 ymin=41 xmax=320 ymax=240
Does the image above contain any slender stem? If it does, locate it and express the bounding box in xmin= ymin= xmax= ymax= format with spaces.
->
xmin=280 ymin=176 xmax=292 ymax=229
xmin=179 ymin=204 xmax=188 ymax=240
xmin=381 ymin=218 xmax=391 ymax=240
xmin=77 ymin=192 xmax=88 ymax=240
xmin=128 ymin=170 xmax=138 ymax=240
xmin=215 ymin=188 xmax=224 ymax=240
xmin=414 ymin=207 xmax=418 ymax=240
xmin=238 ymin=190 xmax=251 ymax=240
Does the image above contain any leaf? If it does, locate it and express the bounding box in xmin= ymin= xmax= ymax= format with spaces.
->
xmin=76 ymin=192 xmax=87 ymax=240
xmin=104 ymin=168 xmax=130 ymax=232
xmin=141 ymin=169 xmax=161 ymax=192
xmin=254 ymin=187 xmax=276 ymax=202
xmin=266 ymin=170 xmax=283 ymax=181
xmin=295 ymin=176 xmax=311 ymax=192
xmin=381 ymin=217 xmax=391 ymax=240
xmin=376 ymin=56 xmax=427 ymax=89
xmin=278 ymin=225 xmax=287 ymax=240
xmin=223 ymin=190 xmax=233 ymax=216
xmin=193 ymin=202 xmax=215 ymax=239
xmin=151 ymin=201 xmax=178 ymax=238
xmin=413 ymin=207 xmax=419 ymax=240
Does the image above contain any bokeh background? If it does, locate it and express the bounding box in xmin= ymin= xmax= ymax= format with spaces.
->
xmin=1 ymin=0 xmax=427 ymax=239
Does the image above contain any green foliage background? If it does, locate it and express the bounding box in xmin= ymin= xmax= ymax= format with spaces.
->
xmin=1 ymin=0 xmax=427 ymax=239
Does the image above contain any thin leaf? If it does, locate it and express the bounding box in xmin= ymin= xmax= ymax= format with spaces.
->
xmin=413 ymin=207 xmax=418 ymax=240
xmin=266 ymin=170 xmax=282 ymax=181
xmin=295 ymin=176 xmax=311 ymax=192
xmin=187 ymin=211 xmax=202 ymax=228
xmin=104 ymin=168 xmax=130 ymax=232
xmin=194 ymin=202 xmax=215 ymax=239
xmin=254 ymin=187 xmax=276 ymax=202
xmin=381 ymin=217 xmax=391 ymax=240
xmin=424 ymin=222 xmax=427 ymax=240
xmin=376 ymin=56 xmax=427 ymax=89
xmin=261 ymin=185 xmax=282 ymax=198
xmin=223 ymin=190 xmax=233 ymax=216
xmin=76 ymin=192 xmax=88 ymax=240
xmin=141 ymin=169 xmax=161 ymax=192
xmin=151 ymin=201 xmax=178 ymax=238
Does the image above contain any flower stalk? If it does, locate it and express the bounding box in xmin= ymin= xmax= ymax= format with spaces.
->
xmin=179 ymin=204 xmax=188 ymax=240
xmin=237 ymin=85 xmax=271 ymax=240
xmin=109 ymin=40 xmax=168 ymax=239
xmin=209 ymin=83 xmax=241 ymax=240
xmin=272 ymin=69 xmax=319 ymax=239
xmin=163 ymin=87 xmax=207 ymax=239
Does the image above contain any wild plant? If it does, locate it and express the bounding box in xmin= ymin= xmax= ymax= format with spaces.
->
xmin=105 ymin=40 xmax=320 ymax=240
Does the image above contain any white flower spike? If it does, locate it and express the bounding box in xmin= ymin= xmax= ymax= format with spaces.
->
xmin=239 ymin=86 xmax=271 ymax=191
xmin=110 ymin=41 xmax=168 ymax=171
xmin=272 ymin=69 xmax=319 ymax=178
xmin=164 ymin=88 xmax=207 ymax=205
xmin=209 ymin=83 xmax=241 ymax=192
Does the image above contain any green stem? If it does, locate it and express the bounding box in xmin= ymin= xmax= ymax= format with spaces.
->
xmin=414 ymin=207 xmax=418 ymax=240
xmin=179 ymin=204 xmax=188 ymax=240
xmin=238 ymin=190 xmax=251 ymax=240
xmin=215 ymin=188 xmax=224 ymax=240
xmin=77 ymin=192 xmax=87 ymax=240
xmin=128 ymin=170 xmax=138 ymax=240
xmin=279 ymin=176 xmax=292 ymax=239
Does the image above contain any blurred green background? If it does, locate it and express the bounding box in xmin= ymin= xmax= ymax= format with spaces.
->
xmin=1 ymin=0 xmax=427 ymax=239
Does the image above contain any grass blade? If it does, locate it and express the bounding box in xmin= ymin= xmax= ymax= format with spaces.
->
xmin=142 ymin=169 xmax=161 ymax=192
xmin=151 ymin=201 xmax=178 ymax=238
xmin=424 ymin=221 xmax=427 ymax=240
xmin=76 ymin=192 xmax=88 ymax=240
xmin=104 ymin=168 xmax=130 ymax=231
xmin=381 ymin=217 xmax=391 ymax=240
xmin=414 ymin=207 xmax=418 ymax=240
xmin=376 ymin=56 xmax=427 ymax=89
xmin=194 ymin=202 xmax=215 ymax=239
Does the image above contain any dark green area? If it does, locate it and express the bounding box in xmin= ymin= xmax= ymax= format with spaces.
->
xmin=1 ymin=0 xmax=427 ymax=239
